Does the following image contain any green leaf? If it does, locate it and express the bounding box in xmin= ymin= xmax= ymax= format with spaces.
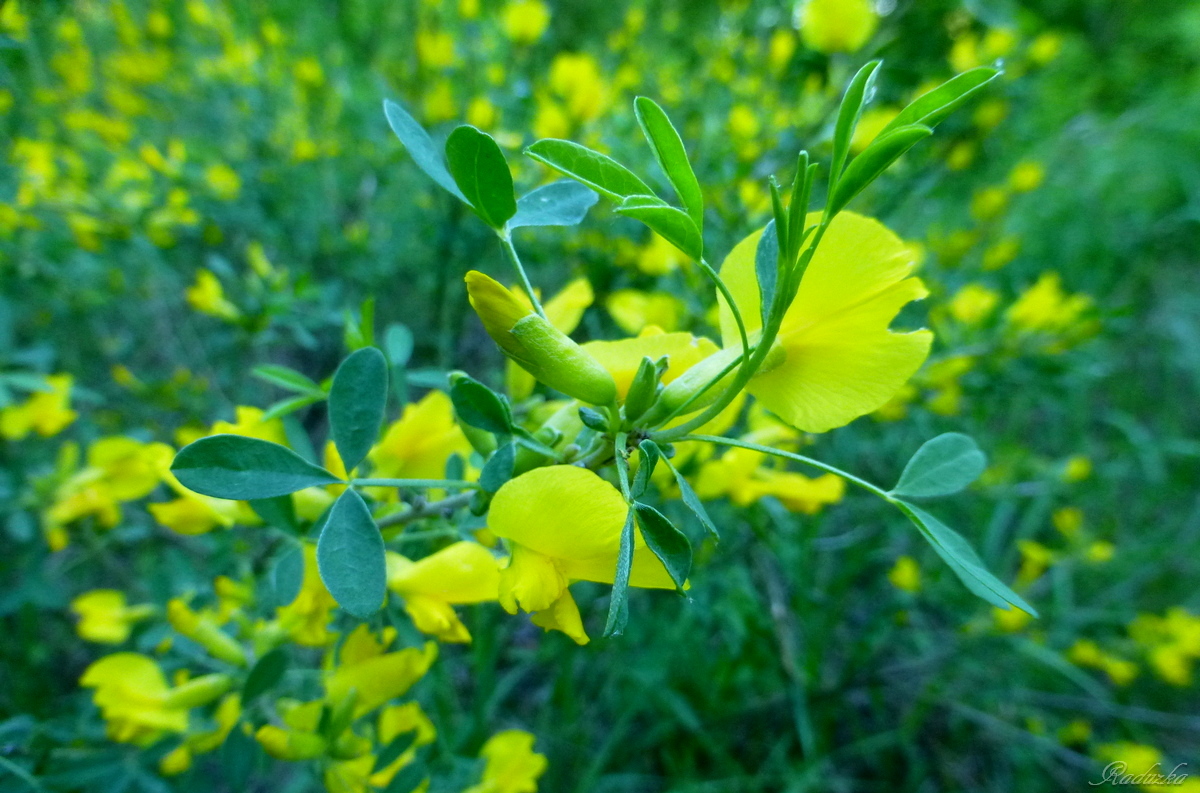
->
xmin=786 ymin=151 xmax=811 ymax=264
xmin=830 ymin=59 xmax=882 ymax=183
xmin=755 ymin=219 xmax=780 ymax=326
xmin=479 ymin=441 xmax=516 ymax=493
xmin=317 ymin=490 xmax=387 ymax=619
xmin=383 ymin=761 xmax=426 ymax=793
xmin=634 ymin=502 xmax=691 ymax=591
xmin=892 ymin=432 xmax=987 ymax=498
xmin=444 ymin=125 xmax=517 ymax=229
xmin=328 ymin=348 xmax=388 ymax=473
xmin=616 ymin=195 xmax=702 ymax=261
xmin=665 ymin=458 xmax=718 ymax=540
xmin=881 ymin=67 xmax=1002 ymax=136
xmin=383 ymin=99 xmax=466 ymax=202
xmin=828 ymin=124 xmax=932 ymax=216
xmin=631 ymin=440 xmax=660 ymax=499
xmin=373 ymin=732 xmax=417 ymax=773
xmin=384 ymin=324 xmax=414 ymax=368
xmin=248 ymin=495 xmax=296 ymax=531
xmin=898 ymin=501 xmax=1037 ymax=616
xmin=509 ymin=180 xmax=599 ymax=228
xmin=242 ymin=648 xmax=288 ymax=706
xmin=222 ymin=724 xmax=258 ymax=790
xmin=450 ymin=376 xmax=512 ymax=435
xmin=623 ymin=357 xmax=660 ymax=423
xmin=525 ymin=139 xmax=654 ymax=203
xmin=633 ymin=96 xmax=704 ymax=230
xmin=603 ymin=508 xmax=637 ymax=637
xmin=271 ymin=543 xmax=305 ymax=607
xmin=260 ymin=393 xmax=324 ymax=422
xmin=172 ymin=435 xmax=342 ymax=500
xmin=252 ymin=365 xmax=322 ymax=395
xmin=578 ymin=406 xmax=608 ymax=432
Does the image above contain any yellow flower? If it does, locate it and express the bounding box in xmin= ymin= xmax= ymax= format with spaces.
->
xmin=80 ymin=654 xmax=190 ymax=745
xmin=71 ymin=590 xmax=155 ymax=644
xmin=1062 ymin=454 xmax=1092 ymax=482
xmin=583 ymin=327 xmax=719 ymax=402
xmin=970 ymin=186 xmax=1009 ymax=222
xmin=464 ymin=730 xmax=548 ymax=793
xmin=532 ymin=95 xmax=570 ymax=139
xmin=275 ymin=544 xmax=338 ymax=646
xmin=488 ymin=466 xmax=676 ymax=644
xmin=800 ymin=0 xmax=877 ymax=54
xmin=167 ymin=599 xmax=247 ymax=666
xmin=714 ymin=211 xmax=932 ymax=432
xmin=417 ymin=29 xmax=456 ymax=69
xmin=1094 ymin=743 xmax=1163 ymax=779
xmin=888 ymin=556 xmax=922 ymax=593
xmin=547 ymin=53 xmax=607 ymax=122
xmin=326 ymin=642 xmax=438 ymax=718
xmin=293 ymin=56 xmax=324 ymax=86
xmin=0 ymin=374 xmax=77 ymax=440
xmin=947 ymin=283 xmax=1000 ymax=325
xmin=501 ymin=0 xmax=551 ymax=45
xmin=635 ymin=233 xmax=689 ymax=275
xmin=993 ymin=605 xmax=1032 ymax=632
xmin=466 ymin=271 xmax=617 ymax=406
xmin=204 ymin=163 xmax=242 ymax=201
xmin=1052 ymin=507 xmax=1084 ymax=539
xmin=467 ymin=96 xmax=498 ymax=129
xmin=1005 ymin=272 xmax=1092 ymax=334
xmin=1008 ymin=161 xmax=1045 ymax=193
xmin=768 ymin=29 xmax=797 ymax=73
xmin=370 ymin=390 xmax=472 ymax=481
xmin=160 ymin=693 xmax=242 ymax=775
xmin=212 ymin=406 xmax=289 ymax=444
xmin=982 ymin=235 xmax=1020 ymax=271
xmin=1028 ymin=32 xmax=1064 ymax=65
xmin=1086 ymin=540 xmax=1114 ymax=563
xmin=387 ymin=542 xmax=502 ymax=643
xmin=186 ymin=269 xmax=240 ymax=321
xmin=606 ymin=290 xmax=684 ymax=335
xmin=850 ymin=106 xmax=900 ymax=154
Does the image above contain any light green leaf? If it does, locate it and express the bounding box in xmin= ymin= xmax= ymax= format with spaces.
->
xmin=615 ymin=195 xmax=702 ymax=261
xmin=755 ymin=219 xmax=780 ymax=326
xmin=317 ymin=489 xmax=387 ymax=619
xmin=260 ymin=393 xmax=324 ymax=422
xmin=830 ymin=59 xmax=882 ymax=183
xmin=384 ymin=324 xmax=414 ymax=368
xmin=509 ymin=180 xmax=599 ymax=228
xmin=892 ymin=432 xmax=987 ymax=498
xmin=828 ymin=124 xmax=932 ymax=216
xmin=631 ymin=439 xmax=660 ymax=499
xmin=444 ymin=125 xmax=516 ymax=228
xmin=623 ymin=357 xmax=660 ymax=423
xmin=252 ymin=365 xmax=322 ymax=395
xmin=634 ymin=96 xmax=704 ymax=230
xmin=328 ymin=348 xmax=389 ymax=472
xmin=603 ymin=508 xmax=637 ymax=637
xmin=525 ymin=139 xmax=654 ymax=203
xmin=373 ymin=732 xmax=417 ymax=774
xmin=450 ymin=376 xmax=512 ymax=435
xmin=881 ymin=67 xmax=1002 ymax=136
xmin=634 ymin=502 xmax=691 ymax=592
xmin=383 ymin=99 xmax=466 ymax=201
xmin=242 ymin=648 xmax=288 ymax=706
xmin=172 ymin=435 xmax=341 ymax=500
xmin=899 ymin=501 xmax=1038 ymax=616
xmin=666 ymin=458 xmax=719 ymax=540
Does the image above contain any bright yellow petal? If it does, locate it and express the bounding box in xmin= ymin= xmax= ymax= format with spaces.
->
xmin=543 ymin=277 xmax=593 ymax=333
xmin=581 ymin=330 xmax=719 ymax=400
xmin=325 ymin=643 xmax=438 ymax=717
xmin=496 ymin=544 xmax=568 ymax=614
xmin=529 ymin=588 xmax=589 ymax=645
xmin=386 ymin=542 xmax=500 ymax=603
xmin=403 ymin=594 xmax=472 ymax=643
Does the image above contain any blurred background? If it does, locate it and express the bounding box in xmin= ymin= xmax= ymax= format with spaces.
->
xmin=1 ymin=0 xmax=1199 ymax=791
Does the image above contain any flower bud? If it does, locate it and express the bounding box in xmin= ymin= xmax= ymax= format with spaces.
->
xmin=163 ymin=673 xmax=234 ymax=709
xmin=255 ymin=725 xmax=328 ymax=761
xmin=643 ymin=340 xmax=785 ymax=426
xmin=466 ymin=271 xmax=617 ymax=406
xmin=167 ymin=599 xmax=247 ymax=666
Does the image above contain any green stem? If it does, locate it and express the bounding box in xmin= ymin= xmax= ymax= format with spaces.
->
xmin=697 ymin=257 xmax=749 ymax=369
xmin=353 ymin=478 xmax=479 ymax=489
xmin=613 ymin=431 xmax=632 ymax=501
xmin=499 ymin=232 xmax=546 ymax=319
xmin=377 ymin=491 xmax=476 ymax=530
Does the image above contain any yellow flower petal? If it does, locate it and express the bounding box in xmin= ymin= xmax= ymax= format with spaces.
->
xmin=325 ymin=642 xmax=437 ymax=717
xmin=529 ymin=589 xmax=589 ymax=645
xmin=386 ymin=542 xmax=500 ymax=603
xmin=582 ymin=330 xmax=719 ymax=400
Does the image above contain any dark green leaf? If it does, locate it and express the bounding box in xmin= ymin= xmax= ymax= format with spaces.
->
xmin=479 ymin=442 xmax=516 ymax=493
xmin=172 ymin=435 xmax=341 ymax=500
xmin=578 ymin=406 xmax=608 ymax=432
xmin=242 ymin=648 xmax=288 ymax=705
xmin=383 ymin=761 xmax=426 ymax=793
xmin=384 ymin=324 xmax=414 ymax=367
xmin=373 ymin=732 xmax=417 ymax=773
xmin=635 ymin=502 xmax=691 ymax=591
xmin=633 ymin=96 xmax=704 ymax=230
xmin=830 ymin=60 xmax=882 ymax=183
xmin=317 ymin=490 xmax=387 ymax=619
xmin=383 ymin=99 xmax=466 ymax=201
xmin=755 ymin=219 xmax=780 ymax=326
xmin=509 ymin=180 xmax=599 ymax=228
xmin=328 ymin=348 xmax=388 ymax=472
xmin=899 ymin=501 xmax=1038 ymax=616
xmin=666 ymin=458 xmax=718 ymax=540
xmin=828 ymin=124 xmax=932 ymax=216
xmin=623 ymin=357 xmax=660 ymax=423
xmin=450 ymin=376 xmax=512 ymax=435
xmin=248 ymin=495 xmax=296 ymax=531
xmin=271 ymin=543 xmax=305 ymax=607
xmin=631 ymin=440 xmax=660 ymax=499
xmin=444 ymin=125 xmax=516 ymax=229
xmin=881 ymin=67 xmax=1002 ymax=136
xmin=252 ymin=365 xmax=322 ymax=395
xmin=261 ymin=393 xmax=324 ymax=422
xmin=603 ymin=509 xmax=636 ymax=637
xmin=616 ymin=196 xmax=702 ymax=261
xmin=892 ymin=432 xmax=987 ymax=498
xmin=221 ymin=725 xmax=258 ymax=790
xmin=525 ymin=139 xmax=654 ymax=203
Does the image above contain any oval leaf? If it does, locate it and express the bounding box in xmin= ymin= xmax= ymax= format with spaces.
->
xmin=479 ymin=441 xmax=516 ymax=493
xmin=634 ymin=96 xmax=704 ymax=230
xmin=172 ymin=435 xmax=342 ymax=500
xmin=450 ymin=376 xmax=512 ymax=435
xmin=242 ymin=648 xmax=288 ymax=705
xmin=634 ymin=502 xmax=691 ymax=592
xmin=666 ymin=458 xmax=718 ymax=540
xmin=830 ymin=59 xmax=882 ymax=182
xmin=329 ymin=347 xmax=389 ymax=473
xmin=616 ymin=196 xmax=702 ymax=261
xmin=755 ymin=219 xmax=780 ymax=326
xmin=271 ymin=543 xmax=305 ymax=608
xmin=445 ymin=125 xmax=516 ymax=229
xmin=317 ymin=490 xmax=387 ymax=619
xmin=383 ymin=99 xmax=466 ymax=202
xmin=892 ymin=432 xmax=987 ymax=498
xmin=881 ymin=67 xmax=1001 ymax=136
xmin=525 ymin=139 xmax=654 ymax=203
xmin=509 ymin=180 xmax=599 ymax=228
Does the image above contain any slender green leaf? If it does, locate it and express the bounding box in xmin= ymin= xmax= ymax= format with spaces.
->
xmin=383 ymin=761 xmax=426 ymax=793
xmin=635 ymin=502 xmax=691 ymax=591
xmin=755 ymin=219 xmax=780 ymax=326
xmin=450 ymin=376 xmax=512 ymax=435
xmin=509 ymin=180 xmax=599 ymax=228
xmin=828 ymin=124 xmax=932 ymax=216
xmin=252 ymin=365 xmax=322 ymax=395
xmin=623 ymin=357 xmax=660 ymax=423
xmin=328 ymin=347 xmax=389 ymax=472
xmin=603 ymin=508 xmax=637 ymax=637
xmin=881 ymin=67 xmax=1002 ymax=136
xmin=616 ymin=196 xmax=702 ymax=261
xmin=665 ymin=458 xmax=718 ymax=540
xmin=830 ymin=60 xmax=882 ymax=183
xmin=221 ymin=725 xmax=258 ymax=790
xmin=172 ymin=435 xmax=341 ymax=500
xmin=444 ymin=125 xmax=516 ymax=228
xmin=892 ymin=432 xmax=987 ymax=498
xmin=260 ymin=393 xmax=324 ymax=422
xmin=899 ymin=501 xmax=1037 ymax=616
xmin=242 ymin=649 xmax=288 ymax=705
xmin=525 ymin=139 xmax=654 ymax=203
xmin=382 ymin=99 xmax=466 ymax=201
xmin=634 ymin=96 xmax=704 ymax=229
xmin=317 ymin=490 xmax=387 ymax=619
xmin=786 ymin=151 xmax=811 ymax=264
xmin=631 ymin=440 xmax=660 ymax=499
xmin=479 ymin=442 xmax=516 ymax=493
xmin=373 ymin=732 xmax=417 ymax=773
